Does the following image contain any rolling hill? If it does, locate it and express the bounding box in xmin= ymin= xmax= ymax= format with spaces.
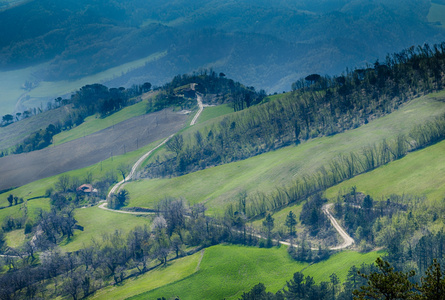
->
xmin=1 ymin=0 xmax=445 ymax=115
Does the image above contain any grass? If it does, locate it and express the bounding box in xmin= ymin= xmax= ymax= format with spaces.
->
xmin=90 ymin=251 xmax=202 ymax=300
xmin=428 ymin=3 xmax=445 ymax=28
xmin=128 ymin=244 xmax=381 ymax=300
xmin=302 ymin=250 xmax=383 ymax=283
xmin=0 ymin=64 xmax=42 ymax=114
xmin=60 ymin=206 xmax=152 ymax=252
xmin=0 ymin=136 xmax=168 ymax=225
xmin=0 ymin=198 xmax=50 ymax=223
xmin=251 ymin=202 xmax=305 ymax=235
xmin=196 ymin=103 xmax=234 ymax=124
xmin=0 ymin=138 xmax=170 ymax=249
xmin=5 ymin=229 xmax=25 ymax=249
xmin=124 ymin=94 xmax=445 ymax=215
xmin=325 ymin=139 xmax=445 ymax=202
xmin=53 ymin=99 xmax=150 ymax=146
xmin=0 ymin=105 xmax=71 ymax=150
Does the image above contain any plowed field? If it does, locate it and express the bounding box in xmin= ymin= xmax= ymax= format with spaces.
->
xmin=0 ymin=109 xmax=187 ymax=190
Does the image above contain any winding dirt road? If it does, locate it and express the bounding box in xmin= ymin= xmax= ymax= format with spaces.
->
xmin=190 ymin=93 xmax=204 ymax=126
xmin=98 ymin=90 xmax=355 ymax=250
xmin=101 ymin=87 xmax=206 ymax=210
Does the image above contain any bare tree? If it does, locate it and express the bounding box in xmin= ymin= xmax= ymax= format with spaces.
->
xmin=56 ymin=175 xmax=70 ymax=192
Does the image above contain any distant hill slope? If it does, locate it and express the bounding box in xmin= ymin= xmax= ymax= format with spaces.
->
xmin=0 ymin=0 xmax=444 ymax=114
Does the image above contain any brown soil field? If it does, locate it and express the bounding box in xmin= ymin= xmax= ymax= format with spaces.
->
xmin=0 ymin=109 xmax=187 ymax=191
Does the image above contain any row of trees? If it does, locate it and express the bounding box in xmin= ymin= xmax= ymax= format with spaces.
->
xmin=1 ymin=196 xmax=298 ymax=299
xmin=4 ymin=82 xmax=148 ymax=155
xmin=144 ymin=42 xmax=445 ymax=179
xmin=218 ymin=114 xmax=445 ymax=223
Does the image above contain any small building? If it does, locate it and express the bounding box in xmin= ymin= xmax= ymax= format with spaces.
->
xmin=76 ymin=184 xmax=97 ymax=194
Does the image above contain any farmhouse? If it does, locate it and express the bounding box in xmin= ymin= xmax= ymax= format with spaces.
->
xmin=76 ymin=184 xmax=98 ymax=194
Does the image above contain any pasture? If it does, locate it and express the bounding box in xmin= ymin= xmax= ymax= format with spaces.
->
xmin=325 ymin=139 xmax=445 ymax=203
xmin=126 ymin=244 xmax=380 ymax=300
xmin=124 ymin=94 xmax=445 ymax=215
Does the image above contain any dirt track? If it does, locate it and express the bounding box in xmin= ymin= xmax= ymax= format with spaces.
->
xmin=0 ymin=109 xmax=187 ymax=191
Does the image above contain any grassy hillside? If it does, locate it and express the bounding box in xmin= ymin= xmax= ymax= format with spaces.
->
xmin=0 ymin=137 xmax=165 ymax=211
xmin=195 ymin=103 xmax=233 ymax=124
xmin=52 ymin=96 xmax=153 ymax=146
xmin=325 ymin=139 xmax=445 ymax=202
xmin=124 ymin=245 xmax=380 ymax=300
xmin=61 ymin=206 xmax=152 ymax=252
xmin=90 ymin=251 xmax=202 ymax=300
xmin=0 ymin=104 xmax=72 ymax=151
xmin=124 ymin=93 xmax=445 ymax=215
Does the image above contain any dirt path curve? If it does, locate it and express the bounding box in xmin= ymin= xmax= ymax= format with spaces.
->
xmin=322 ymin=203 xmax=355 ymax=250
xmin=97 ymin=90 xmax=354 ymax=250
xmin=107 ymin=134 xmax=174 ymax=199
xmin=272 ymin=203 xmax=354 ymax=250
xmin=190 ymin=93 xmax=203 ymax=126
xmin=100 ymin=87 xmax=205 ymax=212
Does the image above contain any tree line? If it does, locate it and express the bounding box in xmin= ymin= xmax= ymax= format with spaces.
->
xmin=146 ymin=70 xmax=266 ymax=113
xmin=0 ymin=195 xmax=304 ymax=299
xmin=238 ymin=258 xmax=445 ymax=300
xmin=143 ymin=42 xmax=445 ymax=179
xmin=4 ymin=83 xmax=148 ymax=155
xmin=217 ymin=114 xmax=445 ymax=224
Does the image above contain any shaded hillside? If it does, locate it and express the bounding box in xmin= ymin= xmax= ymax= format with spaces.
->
xmin=0 ymin=0 xmax=444 ymax=96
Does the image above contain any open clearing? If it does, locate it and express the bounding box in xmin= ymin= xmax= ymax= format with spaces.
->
xmin=52 ymin=96 xmax=153 ymax=146
xmin=0 ymin=109 xmax=187 ymax=191
xmin=126 ymin=244 xmax=380 ymax=300
xmin=124 ymin=94 xmax=445 ymax=215
xmin=61 ymin=206 xmax=152 ymax=252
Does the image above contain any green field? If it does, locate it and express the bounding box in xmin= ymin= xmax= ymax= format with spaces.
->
xmin=61 ymin=206 xmax=152 ymax=252
xmin=326 ymin=139 xmax=445 ymax=202
xmin=428 ymin=3 xmax=445 ymax=28
xmin=126 ymin=245 xmax=380 ymax=300
xmin=5 ymin=229 xmax=25 ymax=249
xmin=196 ymin=103 xmax=234 ymax=124
xmin=0 ymin=137 xmax=166 ymax=213
xmin=90 ymin=250 xmax=202 ymax=300
xmin=53 ymin=99 xmax=150 ymax=146
xmin=124 ymin=94 xmax=445 ymax=215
